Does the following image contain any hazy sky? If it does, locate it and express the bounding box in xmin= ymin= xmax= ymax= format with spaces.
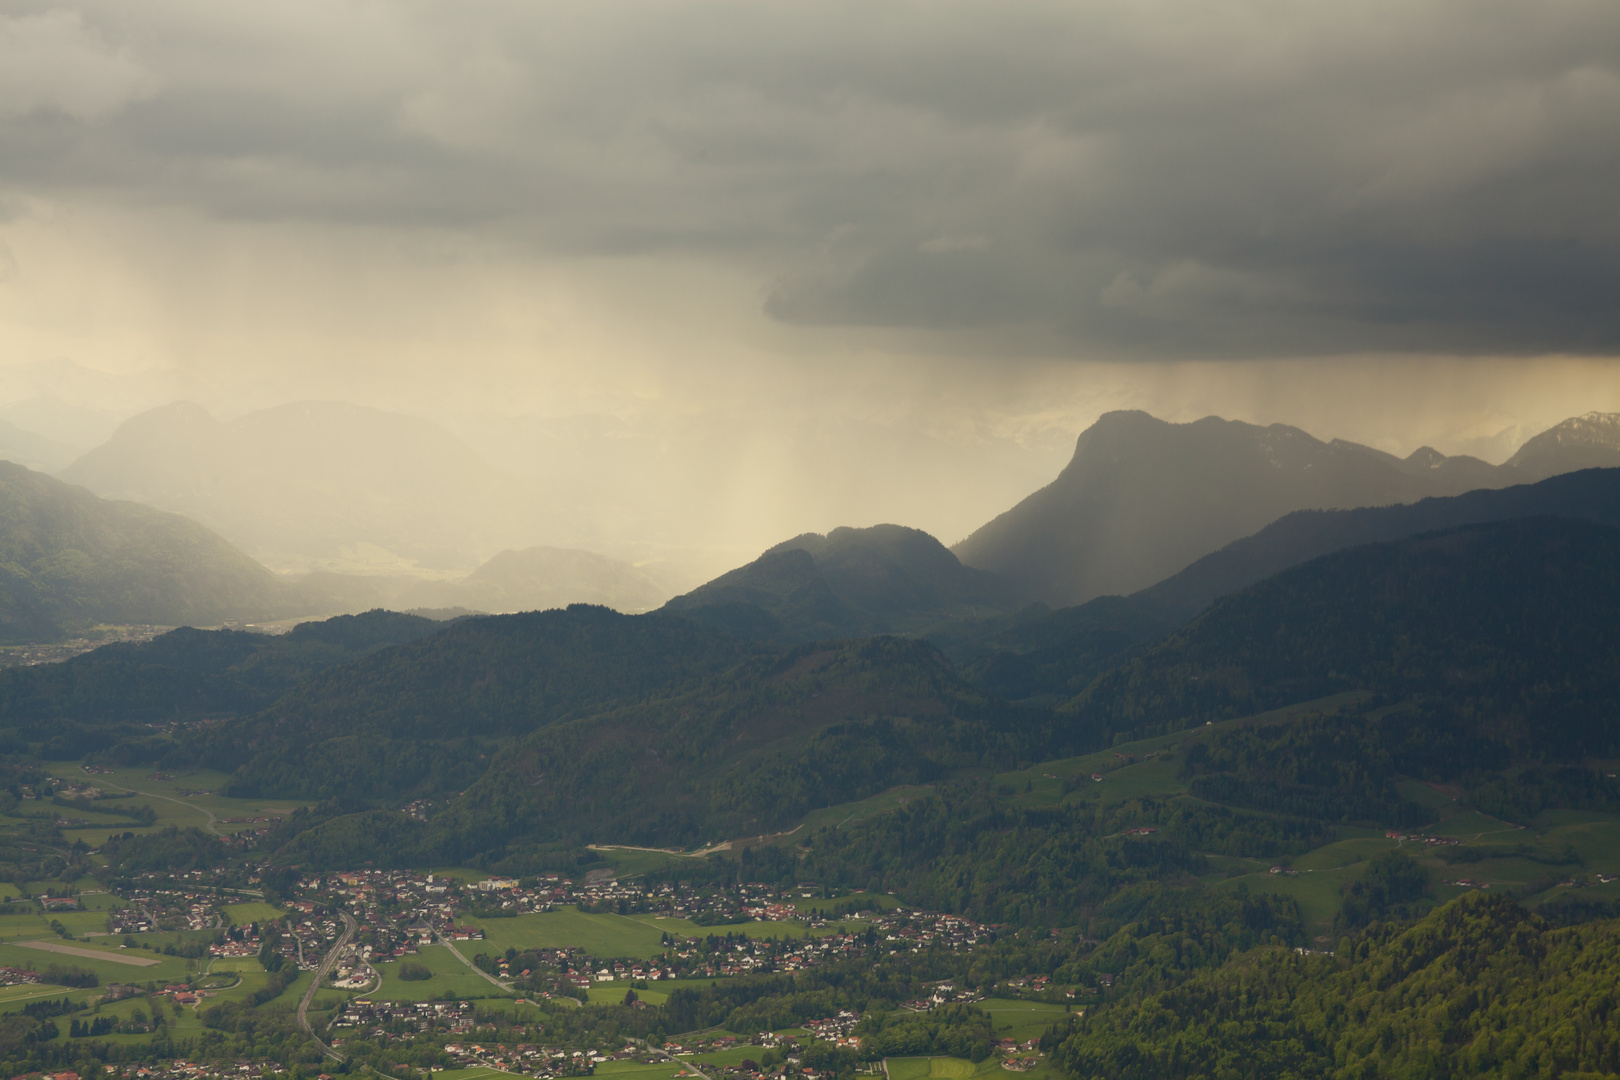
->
xmin=2 ymin=1 xmax=1618 ymax=553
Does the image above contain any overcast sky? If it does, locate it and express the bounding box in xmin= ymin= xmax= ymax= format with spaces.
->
xmin=1 ymin=0 xmax=1618 ymax=551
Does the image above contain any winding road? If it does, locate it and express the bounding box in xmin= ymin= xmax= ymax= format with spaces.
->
xmin=298 ymin=910 xmax=358 ymax=1061
xmin=95 ymin=778 xmax=224 ymax=837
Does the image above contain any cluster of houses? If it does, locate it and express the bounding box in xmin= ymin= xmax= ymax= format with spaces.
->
xmin=901 ymin=979 xmax=986 ymax=1011
xmin=800 ymin=1013 xmax=862 ymax=1049
xmin=331 ymin=998 xmax=479 ymax=1034
xmin=1384 ymin=831 xmax=1463 ymax=846
xmin=108 ymin=890 xmax=222 ymax=934
xmin=62 ymin=1059 xmax=292 ymax=1079
xmin=439 ymin=1041 xmax=602 ymax=1076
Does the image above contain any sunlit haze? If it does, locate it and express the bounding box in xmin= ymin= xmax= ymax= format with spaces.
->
xmin=2 ymin=0 xmax=1617 ymax=575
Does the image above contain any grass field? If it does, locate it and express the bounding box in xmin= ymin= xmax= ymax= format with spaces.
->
xmin=685 ymin=1046 xmax=767 ymax=1068
xmin=885 ymin=1057 xmax=1062 ymax=1080
xmin=38 ymin=765 xmax=311 ymax=846
xmin=465 ymin=909 xmax=670 ymax=959
xmin=885 ymin=1058 xmax=981 ymax=1080
xmin=628 ymin=914 xmax=857 ymax=943
xmin=979 ymin=999 xmax=1074 ymax=1041
xmin=593 ymin=1062 xmax=689 ymax=1080
xmin=372 ymin=945 xmax=501 ymax=1002
xmin=0 ymin=939 xmax=194 ymax=985
xmin=587 ymin=985 xmax=669 ymax=1007
xmin=461 ymin=908 xmax=848 ymax=963
xmin=223 ymin=902 xmax=284 ymax=926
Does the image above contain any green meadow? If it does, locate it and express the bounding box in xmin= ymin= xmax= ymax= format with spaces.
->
xmin=978 ymin=999 xmax=1074 ymax=1042
xmin=372 ymin=945 xmax=501 ymax=1002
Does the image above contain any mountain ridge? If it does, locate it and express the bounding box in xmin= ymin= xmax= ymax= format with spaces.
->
xmin=952 ymin=409 xmax=1620 ymax=607
xmin=662 ymin=523 xmax=1022 ymax=639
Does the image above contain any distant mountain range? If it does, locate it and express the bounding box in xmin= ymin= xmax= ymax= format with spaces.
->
xmin=404 ymin=546 xmax=669 ymax=614
xmin=0 ymin=461 xmax=299 ymax=641
xmin=661 ymin=524 xmax=1021 ymax=639
xmin=58 ymin=400 xmax=545 ymax=574
xmin=952 ymin=410 xmax=1620 ymax=607
xmin=0 ymin=458 xmax=679 ymax=640
xmin=0 ymin=418 xmax=81 ymax=473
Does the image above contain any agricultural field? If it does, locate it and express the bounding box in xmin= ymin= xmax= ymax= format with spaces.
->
xmin=586 ymin=985 xmax=669 ymax=1007
xmin=977 ymin=999 xmax=1074 ymax=1043
xmin=460 ymin=908 xmax=853 ymax=964
xmin=222 ymin=902 xmax=284 ymax=926
xmin=40 ymin=764 xmax=310 ymax=845
xmin=593 ymin=1062 xmax=690 ymax=1080
xmin=463 ymin=909 xmax=670 ymax=960
xmin=685 ymin=1045 xmax=770 ymax=1068
xmin=371 ymin=944 xmax=500 ymax=1002
xmin=885 ymin=1056 xmax=1061 ymax=1080
xmin=627 ymin=913 xmax=860 ymax=942
xmin=0 ymin=937 xmax=195 ymax=984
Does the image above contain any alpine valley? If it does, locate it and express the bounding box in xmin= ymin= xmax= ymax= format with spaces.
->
xmin=0 ymin=412 xmax=1616 ymax=1080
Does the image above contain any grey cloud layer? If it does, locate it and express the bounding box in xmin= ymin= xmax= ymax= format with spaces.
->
xmin=3 ymin=0 xmax=1617 ymax=356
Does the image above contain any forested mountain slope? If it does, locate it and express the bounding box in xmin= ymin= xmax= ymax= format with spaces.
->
xmin=209 ymin=605 xmax=781 ymax=800
xmin=417 ymin=636 xmax=1071 ymax=858
xmin=0 ymin=609 xmax=448 ymax=736
xmin=1065 ymin=517 xmax=1620 ymax=757
xmin=1135 ymin=465 xmax=1620 ymax=624
xmin=1060 ymin=893 xmax=1620 ymax=1080
xmin=939 ymin=468 xmax=1620 ymax=704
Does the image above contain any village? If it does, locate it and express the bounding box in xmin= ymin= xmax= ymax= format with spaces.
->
xmin=0 ymin=864 xmax=1052 ymax=1080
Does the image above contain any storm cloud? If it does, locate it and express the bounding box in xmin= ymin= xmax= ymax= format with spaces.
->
xmin=4 ymin=0 xmax=1617 ymax=357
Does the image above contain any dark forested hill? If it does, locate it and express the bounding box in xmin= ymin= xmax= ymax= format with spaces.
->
xmin=419 ymin=636 xmax=1073 ymax=858
xmin=944 ymin=468 xmax=1620 ymax=704
xmin=210 ymin=605 xmax=781 ymax=800
xmin=0 ymin=461 xmax=301 ymax=641
xmin=1064 ymin=517 xmax=1620 ymax=759
xmin=952 ymin=410 xmax=1615 ymax=608
xmin=0 ymin=609 xmax=448 ymax=727
xmin=663 ymin=524 xmax=1021 ymax=639
xmin=267 ymin=634 xmax=1084 ymax=865
xmin=184 ymin=602 xmax=1093 ymax=860
xmin=1135 ymin=466 xmax=1620 ymax=624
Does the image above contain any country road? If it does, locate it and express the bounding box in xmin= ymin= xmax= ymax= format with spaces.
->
xmin=298 ymin=910 xmax=358 ymax=1060
xmin=441 ymin=936 xmax=514 ymax=992
xmin=94 ymin=778 xmax=224 ymax=837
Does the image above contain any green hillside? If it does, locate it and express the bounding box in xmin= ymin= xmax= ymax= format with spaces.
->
xmin=1058 ymin=892 xmax=1620 ymax=1080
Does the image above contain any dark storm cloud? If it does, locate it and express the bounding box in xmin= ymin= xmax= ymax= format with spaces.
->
xmin=3 ymin=0 xmax=1617 ymax=355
